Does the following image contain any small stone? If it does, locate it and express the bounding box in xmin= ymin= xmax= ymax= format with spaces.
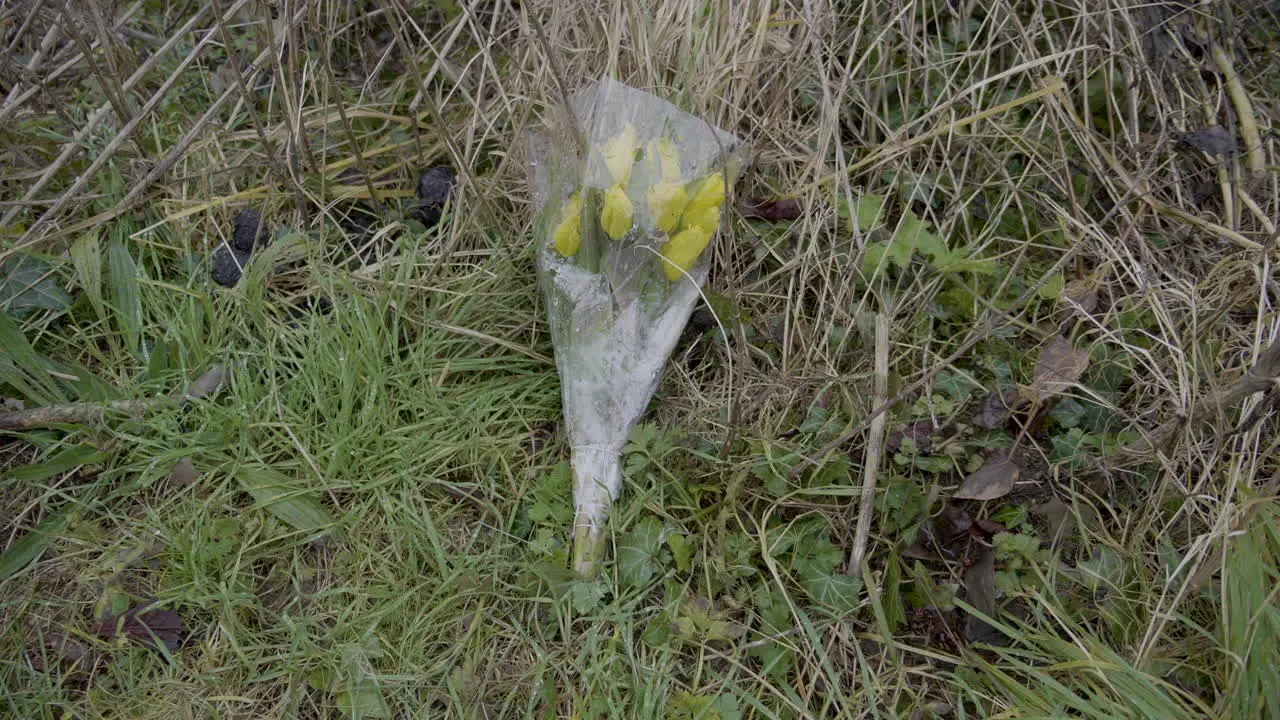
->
xmin=414 ymin=166 xmax=456 ymax=227
xmin=211 ymin=243 xmax=252 ymax=287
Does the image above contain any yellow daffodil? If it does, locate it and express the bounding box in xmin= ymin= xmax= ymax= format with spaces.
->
xmin=647 ymin=138 xmax=682 ymax=183
xmin=600 ymin=185 xmax=633 ymax=240
xmin=647 ymin=181 xmax=688 ymax=234
xmin=660 ymin=225 xmax=712 ymax=280
xmin=552 ymin=192 xmax=584 ymax=256
xmin=600 ymin=125 xmax=638 ymax=186
xmin=683 ymin=171 xmax=726 ymax=222
xmin=682 ymin=204 xmax=721 ymax=236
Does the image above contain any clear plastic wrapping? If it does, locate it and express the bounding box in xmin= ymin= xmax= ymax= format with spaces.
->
xmin=527 ymin=78 xmax=741 ymax=576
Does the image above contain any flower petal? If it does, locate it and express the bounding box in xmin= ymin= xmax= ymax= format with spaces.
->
xmin=600 ymin=185 xmax=634 ymax=240
xmin=647 ymin=181 xmax=689 ymax=234
xmin=660 ymin=225 xmax=712 ymax=280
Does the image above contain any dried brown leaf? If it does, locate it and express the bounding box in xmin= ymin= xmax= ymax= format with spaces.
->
xmin=1178 ymin=126 xmax=1237 ymax=156
xmin=94 ymin=606 xmax=184 ymax=652
xmin=973 ymin=387 xmax=1022 ymax=429
xmin=28 ymin=632 xmax=99 ymax=674
xmin=167 ymin=458 xmax=200 ymax=488
xmin=955 ymin=451 xmax=1021 ymax=501
xmin=1030 ymin=337 xmax=1089 ymax=401
xmin=963 ymin=548 xmax=1001 ymax=643
xmin=887 ymin=420 xmax=937 ymax=454
xmin=1034 ymin=496 xmax=1075 ymax=545
xmin=1060 ymin=279 xmax=1099 ymax=317
xmin=739 ymin=197 xmax=803 ymax=221
xmin=971 ymin=517 xmax=1007 ymax=538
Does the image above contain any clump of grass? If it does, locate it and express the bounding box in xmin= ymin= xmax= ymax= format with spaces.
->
xmin=2 ymin=0 xmax=1279 ymax=718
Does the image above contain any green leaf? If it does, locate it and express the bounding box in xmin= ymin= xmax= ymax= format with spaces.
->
xmin=991 ymin=504 xmax=1029 ymax=530
xmin=0 ymin=253 xmax=72 ymax=318
xmin=667 ymin=533 xmax=692 ymax=572
xmin=902 ymin=213 xmax=948 ymax=262
xmin=337 ymin=678 xmax=391 ymax=719
xmin=912 ymin=455 xmax=955 ymax=474
xmin=669 ymin=691 xmax=741 ymax=720
xmin=860 ymin=242 xmax=888 ymax=277
xmin=1038 ymin=272 xmax=1065 ymax=299
xmin=106 ymin=238 xmax=143 ymax=355
xmin=0 ymin=511 xmax=71 ymax=580
xmin=236 ymin=466 xmax=337 ymax=536
xmin=798 ymin=403 xmax=831 ymax=434
xmin=3 ymin=444 xmax=106 ymax=482
xmin=0 ymin=311 xmax=65 ymax=403
xmin=567 ymin=580 xmax=606 ymax=613
xmin=886 ymin=231 xmax=914 ymax=269
xmin=642 ymin=612 xmax=673 ymax=647
xmin=934 ymin=370 xmax=981 ymax=404
xmin=617 ymin=517 xmax=664 ymax=588
xmin=803 ymin=572 xmax=863 ymax=613
xmin=71 ymin=231 xmax=106 ymax=323
xmin=883 ymin=557 xmax=906 ymax=632
xmin=786 ymin=521 xmax=843 ymax=580
xmin=933 ymin=255 xmax=1000 ymax=275
xmin=853 ymin=194 xmax=887 ymax=232
xmin=199 ymin=517 xmax=242 ymax=563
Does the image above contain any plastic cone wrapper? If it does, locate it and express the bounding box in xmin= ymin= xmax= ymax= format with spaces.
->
xmin=527 ymin=79 xmax=741 ymax=576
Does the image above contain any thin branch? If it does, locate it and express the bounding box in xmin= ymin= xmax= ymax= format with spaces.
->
xmin=848 ymin=312 xmax=888 ymax=576
xmin=1115 ymin=340 xmax=1280 ymax=462
xmin=0 ymin=364 xmax=226 ymax=431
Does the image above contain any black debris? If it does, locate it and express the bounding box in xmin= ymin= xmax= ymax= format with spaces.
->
xmin=414 ymin=166 xmax=456 ymax=227
xmin=211 ymin=243 xmax=252 ymax=287
xmin=231 ymin=209 xmax=268 ymax=252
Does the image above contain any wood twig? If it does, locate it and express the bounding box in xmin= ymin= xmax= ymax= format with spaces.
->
xmin=848 ymin=313 xmax=889 ymax=576
xmin=1211 ymin=42 xmax=1265 ymax=177
xmin=0 ymin=364 xmax=226 ymax=431
xmin=1115 ymin=340 xmax=1280 ymax=462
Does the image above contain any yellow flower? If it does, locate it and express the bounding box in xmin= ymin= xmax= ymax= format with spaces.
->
xmin=552 ymin=192 xmax=584 ymax=256
xmin=684 ymin=171 xmax=726 ymax=221
xmin=600 ymin=185 xmax=633 ymax=240
xmin=682 ymin=204 xmax=721 ymax=236
xmin=660 ymin=225 xmax=712 ymax=280
xmin=647 ymin=138 xmax=682 ymax=183
xmin=600 ymin=125 xmax=638 ymax=186
xmin=647 ymin=181 xmax=688 ymax=234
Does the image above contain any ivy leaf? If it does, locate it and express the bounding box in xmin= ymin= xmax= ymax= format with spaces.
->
xmin=617 ymin=517 xmax=664 ymax=588
xmin=934 ymin=370 xmax=981 ymax=404
xmin=784 ymin=520 xmax=843 ymax=580
xmin=803 ymin=572 xmax=863 ymax=613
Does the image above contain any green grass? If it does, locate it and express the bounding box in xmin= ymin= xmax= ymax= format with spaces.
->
xmin=3 ymin=0 xmax=1280 ymax=718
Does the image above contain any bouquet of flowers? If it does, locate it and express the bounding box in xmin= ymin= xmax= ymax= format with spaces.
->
xmin=527 ymin=79 xmax=741 ymax=576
